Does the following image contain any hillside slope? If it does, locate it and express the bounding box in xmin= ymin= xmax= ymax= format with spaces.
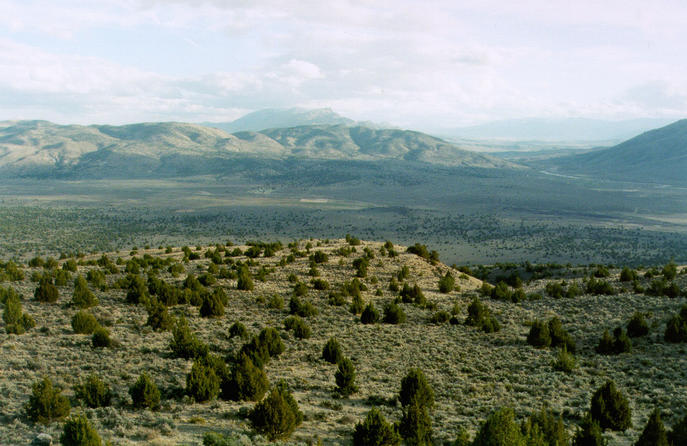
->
xmin=0 ymin=120 xmax=514 ymax=178
xmin=543 ymin=119 xmax=687 ymax=184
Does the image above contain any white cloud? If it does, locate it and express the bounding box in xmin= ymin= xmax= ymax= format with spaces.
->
xmin=0 ymin=0 xmax=686 ymax=126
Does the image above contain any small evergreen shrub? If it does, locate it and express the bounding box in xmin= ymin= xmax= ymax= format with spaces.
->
xmin=361 ymin=303 xmax=380 ymax=324
xmin=527 ymin=320 xmax=551 ymax=348
xmin=289 ymin=295 xmax=318 ymax=317
xmin=200 ymin=291 xmax=224 ymax=318
xmin=352 ymin=408 xmax=401 ymax=446
xmin=74 ymin=375 xmax=112 ymax=408
xmin=472 ymin=407 xmax=526 ymax=446
xmin=222 ymin=353 xmax=269 ymax=401
xmin=399 ymin=402 xmax=432 ymax=446
xmin=350 ymin=294 xmax=365 ymax=314
xmin=438 ymin=272 xmax=455 ymax=293
xmin=267 ymin=294 xmax=284 ymax=309
xmin=430 ymin=310 xmax=451 ymax=324
xmin=552 ymin=346 xmax=576 ymax=373
xmin=586 ymin=278 xmax=616 ymax=295
xmin=664 ymin=305 xmax=687 ymax=343
xmin=3 ymin=294 xmax=35 ymax=334
xmin=170 ymin=316 xmax=208 ymax=359
xmin=237 ymin=266 xmax=254 ymax=291
xmin=228 ymin=321 xmax=249 ymax=339
xmin=590 ymin=381 xmax=631 ymax=431
xmin=465 ymin=298 xmax=500 ymax=333
xmin=26 ymin=377 xmax=71 ymax=424
xmin=311 ymin=278 xmax=330 ymax=290
xmin=597 ymin=327 xmax=631 ymax=354
xmin=60 ymin=413 xmax=101 ymax=446
xmin=72 ymin=311 xmax=99 ymax=334
xmin=92 ymin=327 xmax=112 ymax=348
xmin=146 ymin=299 xmax=174 ymax=332
xmin=627 ymin=312 xmax=649 ymax=338
xmin=34 ymin=278 xmax=59 ymax=303
xmin=335 ymin=357 xmax=358 ymax=396
xmin=71 ymin=276 xmax=98 ymax=309
xmin=186 ymin=358 xmax=221 ymax=402
xmin=322 ymin=337 xmax=343 ymax=364
xmin=522 ymin=406 xmax=569 ymax=446
xmin=634 ymin=408 xmax=668 ymax=446
xmin=249 ymin=382 xmax=303 ymax=440
xmin=619 ymin=267 xmax=638 ymax=282
xmin=668 ymin=414 xmax=687 ymax=445
xmin=125 ymin=274 xmax=149 ymax=305
xmin=400 ymin=283 xmax=425 ymax=306
xmin=399 ymin=368 xmax=434 ymax=409
xmin=572 ymin=414 xmax=607 ymax=446
xmin=383 ymin=302 xmax=406 ymax=324
xmin=129 ymin=373 xmax=160 ymax=410
xmin=283 ymin=315 xmax=311 ymax=339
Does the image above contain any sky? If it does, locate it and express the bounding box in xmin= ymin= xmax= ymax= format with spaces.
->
xmin=1 ymin=0 xmax=686 ymax=128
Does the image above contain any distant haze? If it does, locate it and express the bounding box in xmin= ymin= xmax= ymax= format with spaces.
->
xmin=1 ymin=1 xmax=686 ymax=129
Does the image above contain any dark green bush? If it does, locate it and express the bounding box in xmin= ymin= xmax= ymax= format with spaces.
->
xmin=322 ymin=337 xmax=343 ymax=364
xmin=662 ymin=261 xmax=677 ymax=280
xmin=361 ymin=303 xmax=380 ymax=324
xmin=125 ymin=274 xmax=148 ymax=305
xmin=472 ymin=407 xmax=526 ymax=446
xmin=590 ymin=381 xmax=631 ymax=431
xmin=288 ymin=295 xmax=318 ymax=317
xmin=199 ymin=291 xmax=224 ymax=318
xmin=522 ymin=406 xmax=569 ymax=446
xmin=146 ymin=299 xmax=173 ymax=332
xmin=552 ymin=346 xmax=576 ymax=373
xmin=627 ymin=312 xmax=649 ymax=337
xmin=283 ymin=315 xmax=311 ymax=339
xmin=669 ymin=414 xmax=687 ymax=445
xmin=186 ymin=357 xmax=221 ymax=402
xmin=400 ymin=283 xmax=425 ymax=305
xmin=430 ymin=310 xmax=451 ymax=324
xmin=353 ymin=408 xmax=401 ymax=446
xmin=664 ymin=305 xmax=687 ymax=343
xmin=438 ymin=272 xmax=455 ymax=293
xmin=249 ymin=382 xmax=303 ymax=440
xmin=292 ymin=282 xmax=308 ymax=297
xmin=74 ymin=375 xmax=112 ymax=408
xmin=548 ymin=317 xmax=577 ymax=353
xmin=335 ymin=357 xmax=358 ymax=396
xmin=634 ymin=408 xmax=668 ymax=446
xmin=527 ymin=320 xmax=551 ymax=348
xmin=383 ymin=302 xmax=406 ymax=324
xmin=310 ymin=251 xmax=329 ymax=264
xmin=237 ymin=266 xmax=254 ymax=291
xmin=586 ymin=278 xmax=615 ymax=295
xmin=572 ymin=414 xmax=607 ymax=446
xmin=240 ymin=327 xmax=285 ymax=369
xmin=71 ymin=276 xmax=98 ymax=309
xmin=228 ymin=321 xmax=249 ymax=339
xmin=26 ymin=377 xmax=71 ymax=423
xmin=619 ymin=267 xmax=638 ymax=282
xmin=169 ymin=316 xmax=208 ymax=359
xmin=399 ymin=368 xmax=434 ymax=409
xmin=60 ymin=413 xmax=101 ymax=446
xmin=3 ymin=294 xmax=35 ymax=334
xmin=311 ymin=278 xmax=330 ymax=290
xmin=34 ymin=278 xmax=59 ymax=303
xmin=350 ymin=294 xmax=365 ymax=314
xmin=465 ymin=298 xmax=500 ymax=333
xmin=91 ymin=327 xmax=112 ymax=348
xmin=222 ymin=353 xmax=269 ymax=401
xmin=399 ymin=402 xmax=432 ymax=446
xmin=597 ymin=327 xmax=631 ymax=354
xmin=72 ymin=311 xmax=99 ymax=334
xmin=129 ymin=373 xmax=160 ymax=410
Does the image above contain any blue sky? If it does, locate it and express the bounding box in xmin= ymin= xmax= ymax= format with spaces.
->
xmin=1 ymin=0 xmax=686 ymax=128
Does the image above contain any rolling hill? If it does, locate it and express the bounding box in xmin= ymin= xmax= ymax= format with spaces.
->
xmin=0 ymin=120 xmax=514 ymax=178
xmin=541 ymin=119 xmax=687 ymax=185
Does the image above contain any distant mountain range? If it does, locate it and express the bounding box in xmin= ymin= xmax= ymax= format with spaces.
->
xmin=438 ymin=117 xmax=675 ymax=143
xmin=541 ymin=119 xmax=687 ymax=185
xmin=202 ymin=107 xmax=356 ymax=133
xmin=0 ymin=120 xmax=511 ymax=178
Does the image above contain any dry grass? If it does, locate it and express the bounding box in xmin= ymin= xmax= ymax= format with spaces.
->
xmin=0 ymin=239 xmax=686 ymax=445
